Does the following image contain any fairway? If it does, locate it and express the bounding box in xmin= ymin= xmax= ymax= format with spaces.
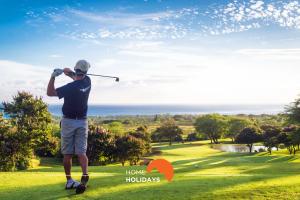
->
xmin=1 ymin=141 xmax=300 ymax=200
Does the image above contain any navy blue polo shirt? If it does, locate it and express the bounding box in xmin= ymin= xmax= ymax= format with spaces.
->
xmin=56 ymin=76 xmax=91 ymax=118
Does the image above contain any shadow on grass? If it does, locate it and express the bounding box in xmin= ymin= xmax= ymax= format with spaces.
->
xmin=170 ymin=150 xmax=300 ymax=176
xmin=0 ymin=179 xmax=77 ymax=200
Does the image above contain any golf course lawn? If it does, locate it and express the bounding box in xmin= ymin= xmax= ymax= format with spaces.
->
xmin=1 ymin=141 xmax=300 ymax=200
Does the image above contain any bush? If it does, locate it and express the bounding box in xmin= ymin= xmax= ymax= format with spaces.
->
xmin=115 ymin=135 xmax=146 ymax=166
xmin=186 ymin=132 xmax=201 ymax=141
xmin=128 ymin=126 xmax=151 ymax=154
xmin=1 ymin=91 xmax=52 ymax=170
xmin=87 ymin=125 xmax=115 ymax=165
xmin=0 ymin=128 xmax=33 ymax=171
xmin=107 ymin=122 xmax=125 ymax=136
xmin=174 ymin=134 xmax=184 ymax=143
xmin=35 ymin=135 xmax=60 ymax=157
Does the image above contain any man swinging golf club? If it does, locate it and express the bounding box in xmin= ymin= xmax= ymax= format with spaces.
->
xmin=47 ymin=60 xmax=91 ymax=194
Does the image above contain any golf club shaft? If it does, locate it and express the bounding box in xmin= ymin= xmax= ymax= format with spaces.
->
xmin=66 ymin=71 xmax=119 ymax=81
xmin=87 ymin=73 xmax=118 ymax=79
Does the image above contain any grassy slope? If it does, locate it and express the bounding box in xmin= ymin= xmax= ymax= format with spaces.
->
xmin=1 ymin=141 xmax=300 ymax=200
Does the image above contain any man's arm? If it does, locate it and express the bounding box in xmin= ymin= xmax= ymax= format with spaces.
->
xmin=47 ymin=77 xmax=57 ymax=96
xmin=64 ymin=68 xmax=76 ymax=80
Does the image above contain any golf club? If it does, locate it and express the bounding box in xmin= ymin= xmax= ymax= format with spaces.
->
xmin=63 ymin=70 xmax=119 ymax=82
xmin=87 ymin=73 xmax=120 ymax=82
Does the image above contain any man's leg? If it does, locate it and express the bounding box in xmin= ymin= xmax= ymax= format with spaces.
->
xmin=63 ymin=154 xmax=73 ymax=180
xmin=76 ymin=154 xmax=89 ymax=194
xmin=61 ymin=118 xmax=76 ymax=185
xmin=75 ymin=123 xmax=89 ymax=194
xmin=75 ymin=121 xmax=88 ymax=176
xmin=77 ymin=154 xmax=88 ymax=175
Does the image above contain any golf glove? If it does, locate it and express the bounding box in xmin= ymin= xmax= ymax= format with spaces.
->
xmin=51 ymin=68 xmax=63 ymax=78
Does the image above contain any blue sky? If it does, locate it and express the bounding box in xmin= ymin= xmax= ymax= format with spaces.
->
xmin=1 ymin=0 xmax=300 ymax=105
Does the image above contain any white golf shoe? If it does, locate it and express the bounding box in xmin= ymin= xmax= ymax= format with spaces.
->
xmin=65 ymin=179 xmax=81 ymax=190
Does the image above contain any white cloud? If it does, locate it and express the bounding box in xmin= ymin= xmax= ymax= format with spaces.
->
xmin=0 ymin=60 xmax=48 ymax=101
xmin=0 ymin=60 xmax=73 ymax=104
xmin=68 ymin=9 xmax=177 ymax=27
xmin=206 ymin=0 xmax=300 ymax=35
xmin=26 ymin=6 xmax=195 ymax=40
xmin=25 ymin=0 xmax=300 ymax=41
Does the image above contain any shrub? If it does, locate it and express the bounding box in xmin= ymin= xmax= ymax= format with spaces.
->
xmin=35 ymin=135 xmax=60 ymax=157
xmin=0 ymin=127 xmax=33 ymax=171
xmin=87 ymin=125 xmax=115 ymax=165
xmin=115 ymin=135 xmax=146 ymax=166
xmin=186 ymin=132 xmax=201 ymax=141
xmin=128 ymin=126 xmax=151 ymax=154
xmin=0 ymin=92 xmax=52 ymax=171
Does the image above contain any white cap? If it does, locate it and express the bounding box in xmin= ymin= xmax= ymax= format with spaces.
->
xmin=74 ymin=60 xmax=90 ymax=74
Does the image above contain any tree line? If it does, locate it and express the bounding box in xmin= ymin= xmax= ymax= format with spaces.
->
xmin=193 ymin=102 xmax=300 ymax=154
xmin=1 ymin=91 xmax=300 ymax=171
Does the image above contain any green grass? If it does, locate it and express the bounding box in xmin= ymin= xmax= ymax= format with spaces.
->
xmin=1 ymin=141 xmax=300 ymax=200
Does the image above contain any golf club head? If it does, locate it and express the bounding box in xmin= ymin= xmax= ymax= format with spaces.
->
xmin=116 ymin=77 xmax=120 ymax=82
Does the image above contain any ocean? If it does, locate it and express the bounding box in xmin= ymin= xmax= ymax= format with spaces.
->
xmin=48 ymin=104 xmax=285 ymax=116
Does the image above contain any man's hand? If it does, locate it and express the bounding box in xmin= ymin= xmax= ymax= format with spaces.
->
xmin=51 ymin=68 xmax=63 ymax=78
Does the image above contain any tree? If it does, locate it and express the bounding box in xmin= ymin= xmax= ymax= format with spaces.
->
xmin=3 ymin=91 xmax=52 ymax=148
xmin=87 ymin=125 xmax=115 ymax=165
xmin=279 ymin=126 xmax=298 ymax=154
xmin=194 ymin=114 xmax=228 ymax=144
xmin=115 ymin=135 xmax=146 ymax=166
xmin=1 ymin=92 xmax=52 ymax=170
xmin=235 ymin=127 xmax=262 ymax=153
xmin=262 ymin=125 xmax=281 ymax=154
xmin=263 ymin=137 xmax=278 ymax=154
xmin=128 ymin=126 xmax=151 ymax=153
xmin=127 ymin=137 xmax=146 ymax=166
xmin=289 ymin=128 xmax=300 ymax=154
xmin=227 ymin=117 xmax=252 ymax=142
xmin=0 ymin=112 xmax=34 ymax=171
xmin=107 ymin=121 xmax=124 ymax=136
xmin=283 ymin=97 xmax=300 ymax=154
xmin=279 ymin=132 xmax=294 ymax=154
xmin=285 ymin=98 xmax=300 ymax=124
xmin=153 ymin=119 xmax=183 ymax=145
xmin=151 ymin=131 xmax=163 ymax=143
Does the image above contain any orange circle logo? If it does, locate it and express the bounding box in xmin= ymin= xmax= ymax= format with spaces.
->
xmin=146 ymin=159 xmax=174 ymax=182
